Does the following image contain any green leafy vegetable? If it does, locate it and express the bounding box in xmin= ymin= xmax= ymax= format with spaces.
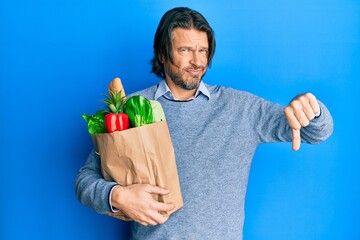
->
xmin=82 ymin=111 xmax=107 ymax=135
xmin=125 ymin=95 xmax=153 ymax=127
xmin=150 ymin=100 xmax=166 ymax=122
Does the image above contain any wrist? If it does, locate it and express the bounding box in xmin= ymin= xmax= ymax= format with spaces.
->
xmin=109 ymin=185 xmax=121 ymax=213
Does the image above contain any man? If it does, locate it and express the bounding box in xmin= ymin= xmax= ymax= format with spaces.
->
xmin=75 ymin=7 xmax=333 ymax=239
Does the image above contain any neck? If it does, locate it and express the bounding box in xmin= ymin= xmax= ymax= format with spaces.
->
xmin=165 ymin=79 xmax=197 ymax=101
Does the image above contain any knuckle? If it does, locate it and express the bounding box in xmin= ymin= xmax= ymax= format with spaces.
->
xmin=305 ymin=92 xmax=314 ymax=99
xmin=302 ymin=119 xmax=310 ymax=127
xmin=291 ymin=120 xmax=301 ymax=130
xmin=308 ymin=112 xmax=315 ymax=120
xmin=150 ymin=221 xmax=158 ymax=226
xmin=297 ymin=94 xmax=305 ymax=101
xmin=158 ymin=218 xmax=166 ymax=225
xmin=284 ymin=106 xmax=293 ymax=116
xmin=137 ymin=215 xmax=145 ymax=222
xmin=298 ymin=96 xmax=308 ymax=104
xmin=139 ymin=215 xmax=148 ymax=223
xmin=144 ymin=209 xmax=152 ymax=215
xmin=137 ymin=216 xmax=148 ymax=226
xmin=293 ymin=123 xmax=301 ymax=130
xmin=291 ymin=100 xmax=302 ymax=109
xmin=149 ymin=202 xmax=156 ymax=209
xmin=297 ymin=116 xmax=309 ymax=127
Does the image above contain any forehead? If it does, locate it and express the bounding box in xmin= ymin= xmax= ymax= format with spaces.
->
xmin=171 ymin=28 xmax=208 ymax=47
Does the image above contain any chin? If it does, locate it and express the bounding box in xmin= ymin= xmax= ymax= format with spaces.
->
xmin=182 ymin=79 xmax=201 ymax=90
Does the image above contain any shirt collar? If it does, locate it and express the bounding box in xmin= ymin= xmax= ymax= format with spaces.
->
xmin=154 ymin=80 xmax=211 ymax=101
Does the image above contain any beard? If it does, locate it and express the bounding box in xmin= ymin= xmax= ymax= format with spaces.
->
xmin=164 ymin=64 xmax=206 ymax=90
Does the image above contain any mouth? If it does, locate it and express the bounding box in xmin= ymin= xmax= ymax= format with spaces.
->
xmin=185 ymin=66 xmax=205 ymax=76
xmin=187 ymin=69 xmax=202 ymax=76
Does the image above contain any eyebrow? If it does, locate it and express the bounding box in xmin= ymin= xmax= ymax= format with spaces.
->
xmin=177 ymin=46 xmax=209 ymax=50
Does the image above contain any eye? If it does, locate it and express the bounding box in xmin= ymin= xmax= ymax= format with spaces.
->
xmin=199 ymin=48 xmax=209 ymax=56
xmin=179 ymin=48 xmax=189 ymax=54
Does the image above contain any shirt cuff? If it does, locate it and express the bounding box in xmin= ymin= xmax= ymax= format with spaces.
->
xmin=108 ymin=184 xmax=120 ymax=213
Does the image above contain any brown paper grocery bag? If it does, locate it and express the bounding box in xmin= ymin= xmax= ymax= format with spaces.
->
xmin=92 ymin=121 xmax=183 ymax=221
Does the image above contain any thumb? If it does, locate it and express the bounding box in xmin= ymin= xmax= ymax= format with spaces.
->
xmin=146 ymin=185 xmax=170 ymax=195
xmin=292 ymin=128 xmax=301 ymax=151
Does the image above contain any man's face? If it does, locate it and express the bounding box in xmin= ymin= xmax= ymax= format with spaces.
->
xmin=163 ymin=28 xmax=209 ymax=90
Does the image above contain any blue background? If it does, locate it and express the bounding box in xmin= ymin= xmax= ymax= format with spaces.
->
xmin=1 ymin=0 xmax=359 ymax=239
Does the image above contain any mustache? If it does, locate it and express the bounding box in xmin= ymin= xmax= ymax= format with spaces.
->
xmin=184 ymin=65 xmax=205 ymax=71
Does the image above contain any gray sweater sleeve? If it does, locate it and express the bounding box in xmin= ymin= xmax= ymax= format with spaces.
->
xmin=75 ymin=149 xmax=118 ymax=214
xmin=254 ymin=95 xmax=334 ymax=144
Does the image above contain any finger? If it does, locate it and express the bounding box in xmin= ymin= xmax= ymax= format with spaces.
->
xmin=149 ymin=211 xmax=170 ymax=225
xmin=138 ymin=221 xmax=149 ymax=226
xmin=141 ymin=209 xmax=169 ymax=226
xmin=142 ymin=217 xmax=158 ymax=226
xmin=293 ymin=108 xmax=310 ymax=127
xmin=302 ymin=104 xmax=315 ymax=121
xmin=139 ymin=212 xmax=160 ymax=226
xmin=298 ymin=95 xmax=315 ymax=120
xmin=153 ymin=201 xmax=176 ymax=212
xmin=131 ymin=208 xmax=166 ymax=226
xmin=289 ymin=99 xmax=310 ymax=127
xmin=147 ymin=218 xmax=159 ymax=226
xmin=292 ymin=129 xmax=301 ymax=151
xmin=284 ymin=106 xmax=301 ymax=130
xmin=124 ymin=211 xmax=154 ymax=226
xmin=129 ymin=212 xmax=152 ymax=226
xmin=305 ymin=93 xmax=320 ymax=115
xmin=145 ymin=185 xmax=171 ymax=195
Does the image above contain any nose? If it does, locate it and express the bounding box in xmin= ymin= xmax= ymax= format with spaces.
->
xmin=190 ymin=51 xmax=202 ymax=67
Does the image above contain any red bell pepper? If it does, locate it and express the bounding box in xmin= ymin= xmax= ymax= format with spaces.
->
xmin=105 ymin=113 xmax=129 ymax=133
